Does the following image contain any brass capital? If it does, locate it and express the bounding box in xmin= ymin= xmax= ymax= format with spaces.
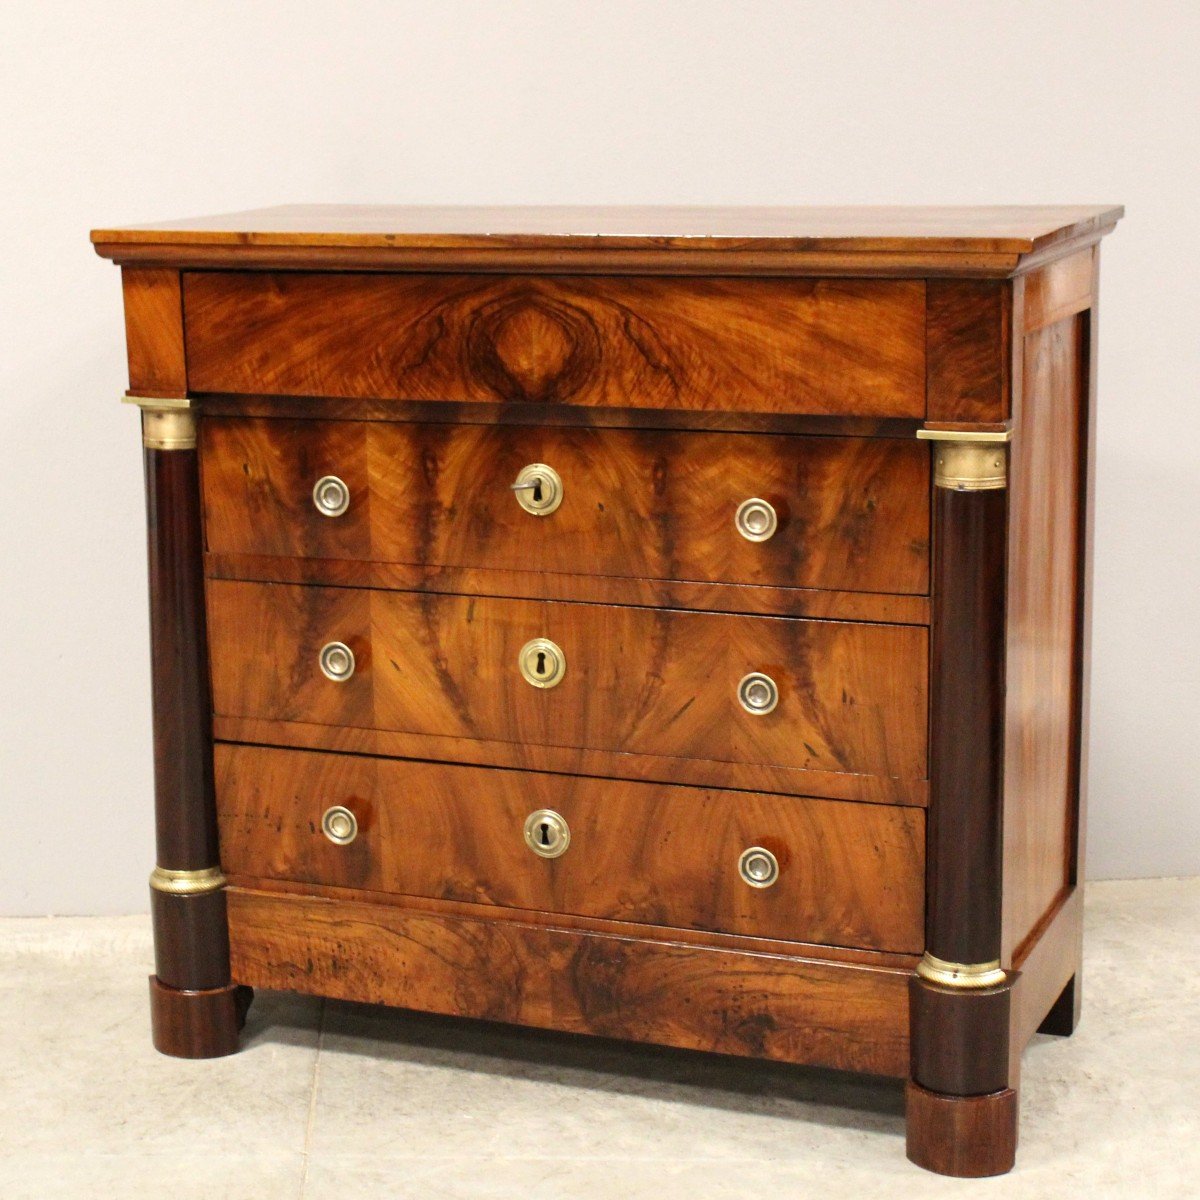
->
xmin=123 ymin=395 xmax=196 ymax=451
xmin=149 ymin=865 xmax=226 ymax=896
xmin=916 ymin=952 xmax=1007 ymax=989
xmin=916 ymin=428 xmax=1011 ymax=491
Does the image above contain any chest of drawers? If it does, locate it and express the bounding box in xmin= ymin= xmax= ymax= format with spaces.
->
xmin=92 ymin=204 xmax=1121 ymax=1177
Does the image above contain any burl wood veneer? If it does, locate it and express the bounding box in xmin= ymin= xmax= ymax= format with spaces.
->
xmin=94 ymin=204 xmax=1121 ymax=1176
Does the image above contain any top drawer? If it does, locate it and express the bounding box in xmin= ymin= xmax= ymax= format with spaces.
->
xmin=182 ymin=273 xmax=926 ymax=417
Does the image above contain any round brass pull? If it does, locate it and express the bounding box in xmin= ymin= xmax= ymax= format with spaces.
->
xmin=319 ymin=641 xmax=356 ymax=682
xmin=511 ymin=463 xmax=564 ymax=516
xmin=735 ymin=498 xmax=777 ymax=542
xmin=738 ymin=846 xmax=779 ymax=888
xmin=322 ymin=805 xmax=358 ymax=845
xmin=312 ymin=475 xmax=351 ymax=518
xmin=524 ymin=809 xmax=570 ymax=859
xmin=518 ymin=637 xmax=566 ymax=688
xmin=737 ymin=672 xmax=779 ymax=715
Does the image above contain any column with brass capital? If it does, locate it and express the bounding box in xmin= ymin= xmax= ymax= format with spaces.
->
xmin=126 ymin=396 xmax=249 ymax=1057
xmin=905 ymin=428 xmax=1017 ymax=1178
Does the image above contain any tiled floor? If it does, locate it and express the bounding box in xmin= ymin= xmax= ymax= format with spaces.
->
xmin=1 ymin=878 xmax=1197 ymax=1198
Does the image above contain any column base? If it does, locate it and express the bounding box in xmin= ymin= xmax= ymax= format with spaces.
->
xmin=905 ymin=1081 xmax=1017 ymax=1177
xmin=149 ymin=976 xmax=253 ymax=1059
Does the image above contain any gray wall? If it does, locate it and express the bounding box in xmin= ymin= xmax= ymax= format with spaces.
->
xmin=2 ymin=1 xmax=1197 ymax=914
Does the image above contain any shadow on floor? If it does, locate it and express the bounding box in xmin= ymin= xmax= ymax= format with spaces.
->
xmin=241 ymin=987 xmax=906 ymax=1133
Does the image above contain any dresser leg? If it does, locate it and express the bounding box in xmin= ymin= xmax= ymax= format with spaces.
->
xmin=149 ymin=979 xmax=253 ymax=1058
xmin=906 ymin=1081 xmax=1018 ymax=1177
xmin=1038 ymin=971 xmax=1082 ymax=1037
xmin=130 ymin=397 xmax=240 ymax=1057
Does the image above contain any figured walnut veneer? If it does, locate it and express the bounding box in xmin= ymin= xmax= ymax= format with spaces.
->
xmin=96 ymin=205 xmax=1120 ymax=1178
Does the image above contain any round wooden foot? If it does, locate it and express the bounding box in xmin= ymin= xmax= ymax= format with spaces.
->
xmin=148 ymin=975 xmax=248 ymax=1058
xmin=905 ymin=1081 xmax=1017 ymax=1177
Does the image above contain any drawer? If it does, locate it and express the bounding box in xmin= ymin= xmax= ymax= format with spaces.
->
xmin=201 ymin=419 xmax=930 ymax=595
xmin=215 ymin=744 xmax=925 ymax=953
xmin=183 ymin=272 xmax=926 ymax=417
xmin=207 ymin=581 xmax=928 ymax=784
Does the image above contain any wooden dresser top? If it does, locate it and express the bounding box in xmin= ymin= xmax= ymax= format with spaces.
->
xmin=92 ymin=204 xmax=1122 ymax=278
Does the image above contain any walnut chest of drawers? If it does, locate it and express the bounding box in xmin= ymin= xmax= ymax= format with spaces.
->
xmin=92 ymin=204 xmax=1122 ymax=1177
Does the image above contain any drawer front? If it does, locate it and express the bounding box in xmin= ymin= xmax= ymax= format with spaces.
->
xmin=215 ymin=745 xmax=925 ymax=953
xmin=207 ymin=581 xmax=928 ymax=781
xmin=183 ymin=272 xmax=926 ymax=417
xmin=201 ymin=419 xmax=930 ymax=595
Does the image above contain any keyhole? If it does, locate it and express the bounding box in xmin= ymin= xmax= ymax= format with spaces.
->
xmin=532 ymin=478 xmax=543 ymax=503
xmin=536 ymin=650 xmax=547 ymax=676
xmin=539 ymin=821 xmax=552 ymax=846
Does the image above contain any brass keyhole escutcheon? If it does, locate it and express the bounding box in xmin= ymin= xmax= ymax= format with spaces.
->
xmin=518 ymin=637 xmax=566 ymax=688
xmin=511 ymin=463 xmax=564 ymax=516
xmin=738 ymin=846 xmax=779 ymax=888
xmin=524 ymin=809 xmax=570 ymax=859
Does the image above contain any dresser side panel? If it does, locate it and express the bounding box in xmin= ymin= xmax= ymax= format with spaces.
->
xmin=1001 ymin=312 xmax=1087 ymax=961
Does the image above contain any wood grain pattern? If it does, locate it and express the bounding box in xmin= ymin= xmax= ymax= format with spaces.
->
xmin=183 ymin=272 xmax=927 ymax=417
xmin=198 ymin=393 xmax=924 ymax=438
xmin=214 ymin=744 xmax=925 ymax=952
xmin=122 ymin=267 xmax=186 ymax=397
xmin=926 ymin=281 xmax=1009 ymax=423
xmin=212 ymin=716 xmax=928 ymax=807
xmin=226 ymin=886 xmax=913 ymax=1076
xmin=206 ymin=581 xmax=929 ymax=783
xmin=93 ymin=203 xmax=1124 ymax=278
xmin=1001 ymin=313 xmax=1086 ymax=960
xmin=204 ymin=553 xmax=931 ymax=626
xmin=226 ymin=876 xmax=919 ymax=970
xmin=905 ymin=1083 xmax=1017 ymax=1178
xmin=200 ymin=418 xmax=930 ymax=596
xmin=1022 ymin=248 xmax=1096 ymax=333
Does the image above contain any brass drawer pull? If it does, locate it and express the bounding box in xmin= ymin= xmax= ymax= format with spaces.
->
xmin=321 ymin=805 xmax=358 ymax=845
xmin=524 ymin=809 xmax=570 ymax=859
xmin=735 ymin=498 xmax=777 ymax=542
xmin=511 ymin=463 xmax=564 ymax=515
xmin=312 ymin=475 xmax=350 ymax=518
xmin=319 ymin=641 xmax=356 ymax=682
xmin=518 ymin=637 xmax=566 ymax=688
xmin=738 ymin=846 xmax=779 ymax=888
xmin=737 ymin=671 xmax=778 ymax=715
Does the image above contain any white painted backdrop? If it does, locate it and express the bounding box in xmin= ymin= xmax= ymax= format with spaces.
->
xmin=2 ymin=1 xmax=1197 ymax=914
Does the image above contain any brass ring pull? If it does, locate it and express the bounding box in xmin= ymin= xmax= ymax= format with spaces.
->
xmin=737 ymin=672 xmax=779 ymax=715
xmin=524 ymin=809 xmax=570 ymax=859
xmin=321 ymin=805 xmax=358 ymax=845
xmin=511 ymin=463 xmax=564 ymax=515
xmin=518 ymin=638 xmax=566 ymax=688
xmin=319 ymin=641 xmax=356 ymax=682
xmin=312 ymin=475 xmax=351 ymax=518
xmin=735 ymin=498 xmax=778 ymax=542
xmin=738 ymin=846 xmax=779 ymax=888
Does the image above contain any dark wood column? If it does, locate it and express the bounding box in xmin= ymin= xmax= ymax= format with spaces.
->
xmin=906 ymin=431 xmax=1017 ymax=1178
xmin=130 ymin=397 xmax=248 ymax=1057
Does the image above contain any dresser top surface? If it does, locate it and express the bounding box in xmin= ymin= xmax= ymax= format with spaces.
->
xmin=93 ymin=203 xmax=1122 ymax=254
